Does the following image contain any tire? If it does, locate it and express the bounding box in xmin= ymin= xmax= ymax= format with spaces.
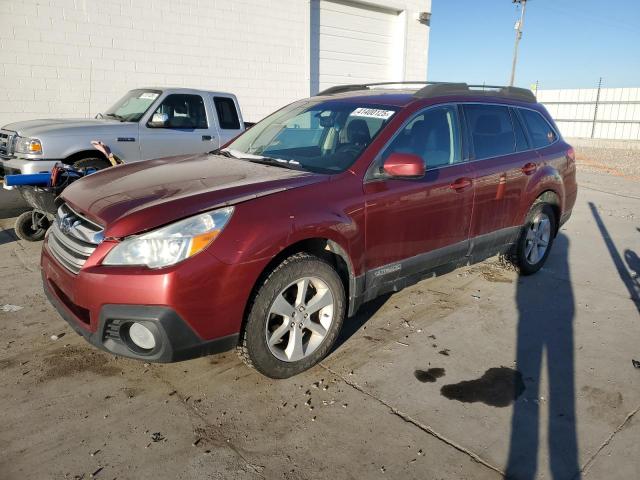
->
xmin=71 ymin=157 xmax=110 ymax=172
xmin=512 ymin=203 xmax=557 ymax=275
xmin=238 ymin=252 xmax=346 ymax=379
xmin=15 ymin=210 xmax=50 ymax=242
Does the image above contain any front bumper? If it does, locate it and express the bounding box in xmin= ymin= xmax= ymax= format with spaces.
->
xmin=43 ymin=277 xmax=238 ymax=362
xmin=1 ymin=157 xmax=59 ymax=175
xmin=40 ymin=238 xmax=255 ymax=363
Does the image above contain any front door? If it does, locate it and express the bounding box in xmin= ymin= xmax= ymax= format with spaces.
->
xmin=139 ymin=93 xmax=218 ymax=160
xmin=363 ymin=105 xmax=474 ymax=291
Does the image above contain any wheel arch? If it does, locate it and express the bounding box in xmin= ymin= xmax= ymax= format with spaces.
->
xmin=63 ymin=149 xmax=109 ymax=166
xmin=534 ymin=189 xmax=561 ymax=235
xmin=239 ymin=236 xmax=359 ymax=342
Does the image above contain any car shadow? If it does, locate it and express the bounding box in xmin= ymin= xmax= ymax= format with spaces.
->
xmin=588 ymin=202 xmax=640 ymax=314
xmin=0 ymin=227 xmax=18 ymax=246
xmin=331 ymin=293 xmax=391 ymax=352
xmin=0 ymin=188 xmax=31 ymax=220
xmin=505 ymin=233 xmax=580 ymax=479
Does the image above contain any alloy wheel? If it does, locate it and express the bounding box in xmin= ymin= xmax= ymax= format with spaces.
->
xmin=265 ymin=276 xmax=335 ymax=362
xmin=524 ymin=212 xmax=551 ymax=265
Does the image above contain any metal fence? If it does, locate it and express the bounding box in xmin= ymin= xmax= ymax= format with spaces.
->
xmin=536 ymin=84 xmax=640 ymax=140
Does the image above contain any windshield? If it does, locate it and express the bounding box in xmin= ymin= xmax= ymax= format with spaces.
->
xmin=224 ymin=100 xmax=398 ymax=173
xmin=104 ymin=89 xmax=162 ymax=122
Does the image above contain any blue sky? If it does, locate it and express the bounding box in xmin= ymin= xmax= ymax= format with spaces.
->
xmin=427 ymin=0 xmax=640 ymax=90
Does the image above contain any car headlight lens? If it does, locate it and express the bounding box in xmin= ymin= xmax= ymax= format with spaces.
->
xmin=103 ymin=207 xmax=234 ymax=268
xmin=14 ymin=136 xmax=43 ymax=154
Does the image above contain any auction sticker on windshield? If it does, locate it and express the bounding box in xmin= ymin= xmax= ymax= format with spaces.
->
xmin=351 ymin=108 xmax=395 ymax=120
xmin=139 ymin=92 xmax=160 ymax=100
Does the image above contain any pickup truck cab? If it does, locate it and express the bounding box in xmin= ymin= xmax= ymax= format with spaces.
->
xmin=0 ymin=88 xmax=246 ymax=175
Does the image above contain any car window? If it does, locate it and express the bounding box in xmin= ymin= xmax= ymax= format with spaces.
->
xmin=510 ymin=108 xmax=530 ymax=152
xmin=104 ymin=89 xmax=161 ymax=122
xmin=379 ymin=105 xmax=461 ymax=171
xmin=225 ymin=100 xmax=397 ymax=174
xmin=150 ymin=94 xmax=208 ymax=129
xmin=269 ymin=111 xmax=325 ymax=149
xmin=464 ymin=104 xmax=516 ymax=159
xmin=214 ymin=96 xmax=241 ymax=130
xmin=519 ymin=109 xmax=557 ymax=148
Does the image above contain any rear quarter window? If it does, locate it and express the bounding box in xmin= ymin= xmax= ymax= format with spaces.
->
xmin=519 ymin=109 xmax=557 ymax=148
xmin=214 ymin=96 xmax=241 ymax=130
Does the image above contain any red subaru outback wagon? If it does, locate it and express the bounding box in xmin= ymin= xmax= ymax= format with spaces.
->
xmin=41 ymin=82 xmax=577 ymax=378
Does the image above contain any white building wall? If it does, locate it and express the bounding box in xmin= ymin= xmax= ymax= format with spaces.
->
xmin=0 ymin=0 xmax=430 ymax=126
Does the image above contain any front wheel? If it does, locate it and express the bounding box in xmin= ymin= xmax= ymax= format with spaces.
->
xmin=513 ymin=203 xmax=556 ymax=275
xmin=238 ymin=253 xmax=346 ymax=378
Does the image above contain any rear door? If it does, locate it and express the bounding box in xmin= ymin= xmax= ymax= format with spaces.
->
xmin=363 ymin=105 xmax=474 ymax=287
xmin=463 ymin=104 xmax=532 ymax=255
xmin=139 ymin=93 xmax=217 ymax=160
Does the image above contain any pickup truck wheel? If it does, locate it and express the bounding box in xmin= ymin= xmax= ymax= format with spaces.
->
xmin=71 ymin=157 xmax=110 ymax=172
xmin=513 ymin=203 xmax=556 ymax=275
xmin=238 ymin=253 xmax=346 ymax=378
xmin=15 ymin=210 xmax=50 ymax=242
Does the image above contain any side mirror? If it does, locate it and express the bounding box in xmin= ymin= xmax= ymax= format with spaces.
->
xmin=148 ymin=112 xmax=168 ymax=128
xmin=382 ymin=153 xmax=425 ymax=179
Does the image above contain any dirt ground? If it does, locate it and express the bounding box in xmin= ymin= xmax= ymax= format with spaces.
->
xmin=1 ymin=163 xmax=639 ymax=480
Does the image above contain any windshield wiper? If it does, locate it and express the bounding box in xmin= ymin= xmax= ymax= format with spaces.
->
xmin=104 ymin=113 xmax=125 ymax=122
xmin=245 ymin=156 xmax=304 ymax=171
xmin=215 ymin=149 xmax=304 ymax=171
xmin=212 ymin=148 xmax=236 ymax=158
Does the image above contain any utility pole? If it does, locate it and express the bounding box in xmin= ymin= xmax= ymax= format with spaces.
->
xmin=509 ymin=0 xmax=528 ymax=87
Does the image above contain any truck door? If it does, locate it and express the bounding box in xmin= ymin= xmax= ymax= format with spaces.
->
xmin=212 ymin=95 xmax=244 ymax=146
xmin=138 ymin=93 xmax=217 ymax=160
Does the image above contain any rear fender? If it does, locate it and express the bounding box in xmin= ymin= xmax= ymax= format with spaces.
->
xmin=517 ymin=163 xmax=564 ymax=226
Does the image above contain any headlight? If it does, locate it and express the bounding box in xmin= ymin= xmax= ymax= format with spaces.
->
xmin=14 ymin=136 xmax=43 ymax=154
xmin=103 ymin=207 xmax=234 ymax=268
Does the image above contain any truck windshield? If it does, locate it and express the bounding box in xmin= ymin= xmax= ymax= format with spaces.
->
xmin=103 ymin=89 xmax=163 ymax=122
xmin=223 ymin=100 xmax=398 ymax=174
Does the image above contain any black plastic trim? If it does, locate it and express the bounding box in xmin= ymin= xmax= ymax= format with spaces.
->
xmin=43 ymin=274 xmax=238 ymax=363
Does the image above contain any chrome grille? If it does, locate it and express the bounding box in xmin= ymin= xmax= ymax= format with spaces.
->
xmin=47 ymin=204 xmax=104 ymax=274
xmin=0 ymin=130 xmax=16 ymax=158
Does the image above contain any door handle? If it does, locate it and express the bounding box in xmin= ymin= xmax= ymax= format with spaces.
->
xmin=522 ymin=162 xmax=537 ymax=175
xmin=449 ymin=177 xmax=473 ymax=191
xmin=202 ymin=135 xmax=213 ymax=141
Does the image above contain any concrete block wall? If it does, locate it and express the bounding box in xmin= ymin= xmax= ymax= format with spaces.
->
xmin=0 ymin=0 xmax=430 ymax=126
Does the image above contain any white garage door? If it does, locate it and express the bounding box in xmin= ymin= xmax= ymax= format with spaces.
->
xmin=317 ymin=0 xmax=404 ymax=92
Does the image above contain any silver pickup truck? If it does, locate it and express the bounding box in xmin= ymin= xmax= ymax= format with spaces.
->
xmin=0 ymin=88 xmax=247 ymax=175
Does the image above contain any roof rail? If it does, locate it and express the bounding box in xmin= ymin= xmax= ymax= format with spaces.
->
xmin=414 ymin=83 xmax=537 ymax=102
xmin=316 ymin=81 xmax=436 ymax=96
xmin=316 ymin=81 xmax=537 ymax=103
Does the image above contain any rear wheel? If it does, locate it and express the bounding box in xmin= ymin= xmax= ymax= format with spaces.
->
xmin=71 ymin=157 xmax=110 ymax=172
xmin=15 ymin=210 xmax=50 ymax=242
xmin=512 ymin=203 xmax=556 ymax=275
xmin=238 ymin=253 xmax=346 ymax=378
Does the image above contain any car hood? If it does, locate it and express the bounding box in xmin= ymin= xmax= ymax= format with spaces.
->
xmin=2 ymin=118 xmax=128 ymax=137
xmin=61 ymin=153 xmax=328 ymax=238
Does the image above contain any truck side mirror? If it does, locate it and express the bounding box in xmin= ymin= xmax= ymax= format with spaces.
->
xmin=148 ymin=113 xmax=168 ymax=128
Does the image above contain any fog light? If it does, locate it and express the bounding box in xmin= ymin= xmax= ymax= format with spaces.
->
xmin=128 ymin=322 xmax=156 ymax=350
